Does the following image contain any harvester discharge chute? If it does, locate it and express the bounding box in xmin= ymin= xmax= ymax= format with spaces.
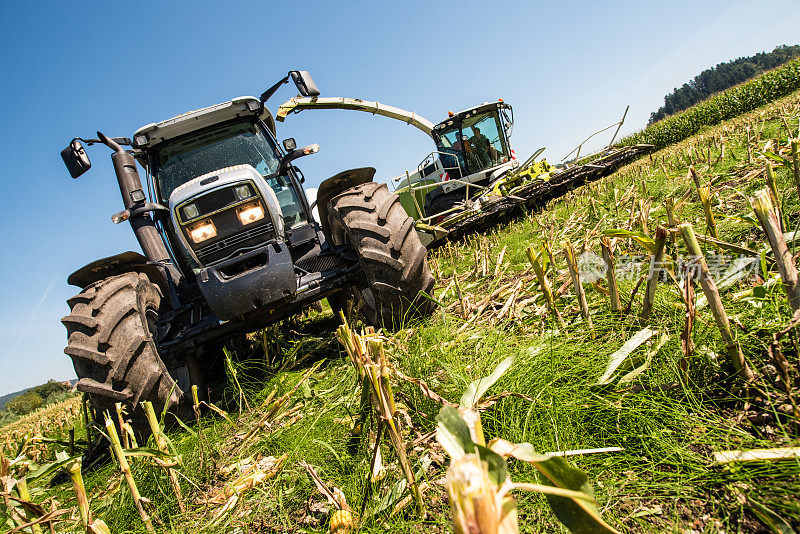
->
xmin=278 ymin=96 xmax=652 ymax=247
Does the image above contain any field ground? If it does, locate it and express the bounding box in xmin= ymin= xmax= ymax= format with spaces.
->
xmin=3 ymin=89 xmax=800 ymax=533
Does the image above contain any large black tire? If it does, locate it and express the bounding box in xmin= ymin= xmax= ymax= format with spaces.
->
xmin=328 ymin=182 xmax=435 ymax=327
xmin=61 ymin=272 xmax=188 ymax=442
xmin=425 ymin=192 xmax=466 ymax=220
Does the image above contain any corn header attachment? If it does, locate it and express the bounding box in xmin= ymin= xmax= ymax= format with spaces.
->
xmin=407 ymin=143 xmax=652 ymax=246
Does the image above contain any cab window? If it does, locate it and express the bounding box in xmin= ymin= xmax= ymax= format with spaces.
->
xmin=152 ymin=121 xmax=307 ymax=229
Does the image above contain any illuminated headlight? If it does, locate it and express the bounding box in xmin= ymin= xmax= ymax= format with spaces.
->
xmin=236 ymin=202 xmax=265 ymax=225
xmin=234 ymin=185 xmax=253 ymax=200
xmin=182 ymin=203 xmax=199 ymax=220
xmin=187 ymin=220 xmax=217 ymax=243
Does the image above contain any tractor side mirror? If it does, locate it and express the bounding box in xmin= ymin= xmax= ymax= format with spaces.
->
xmin=61 ymin=139 xmax=91 ymax=178
xmin=290 ymin=71 xmax=320 ymax=97
xmin=283 ymin=138 xmax=297 ymax=152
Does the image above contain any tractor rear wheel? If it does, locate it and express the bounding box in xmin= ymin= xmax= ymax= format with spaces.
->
xmin=62 ymin=272 xmax=189 ymax=442
xmin=327 ymin=182 xmax=435 ymax=327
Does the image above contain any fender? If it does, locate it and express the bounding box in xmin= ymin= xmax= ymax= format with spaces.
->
xmin=315 ymin=167 xmax=376 ymax=240
xmin=67 ymin=251 xmax=171 ymax=297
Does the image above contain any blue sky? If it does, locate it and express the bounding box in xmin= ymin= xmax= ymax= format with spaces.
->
xmin=1 ymin=0 xmax=799 ymax=396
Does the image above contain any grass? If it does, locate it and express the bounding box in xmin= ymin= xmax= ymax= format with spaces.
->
xmin=4 ymin=88 xmax=800 ymax=533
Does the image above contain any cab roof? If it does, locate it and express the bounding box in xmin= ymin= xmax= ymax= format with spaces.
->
xmin=433 ymin=100 xmax=511 ymax=131
xmin=133 ymin=96 xmax=276 ymax=149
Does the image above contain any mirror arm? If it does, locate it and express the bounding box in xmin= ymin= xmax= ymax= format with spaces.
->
xmin=130 ymin=203 xmax=169 ymax=217
xmin=78 ymin=136 xmax=133 ymax=148
xmin=112 ymin=203 xmax=169 ymax=224
xmin=279 ymin=149 xmax=303 ymax=174
xmin=260 ymin=74 xmax=291 ymax=103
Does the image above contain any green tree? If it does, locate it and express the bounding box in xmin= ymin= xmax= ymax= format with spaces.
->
xmin=6 ymin=390 xmax=44 ymax=415
xmin=31 ymin=379 xmax=69 ymax=400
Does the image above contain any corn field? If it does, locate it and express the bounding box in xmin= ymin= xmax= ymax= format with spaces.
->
xmin=620 ymin=57 xmax=800 ymax=151
xmin=2 ymin=78 xmax=800 ymax=534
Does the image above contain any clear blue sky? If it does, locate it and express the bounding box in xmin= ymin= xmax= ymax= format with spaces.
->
xmin=1 ymin=0 xmax=798 ymax=396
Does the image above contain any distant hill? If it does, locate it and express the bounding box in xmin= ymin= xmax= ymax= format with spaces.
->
xmin=649 ymin=44 xmax=800 ymax=124
xmin=0 ymin=379 xmax=77 ymax=410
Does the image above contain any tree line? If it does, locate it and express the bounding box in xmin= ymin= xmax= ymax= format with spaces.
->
xmin=2 ymin=380 xmax=72 ymax=418
xmin=649 ymin=44 xmax=800 ymax=124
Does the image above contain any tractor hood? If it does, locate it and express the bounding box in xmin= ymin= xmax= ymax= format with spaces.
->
xmin=132 ymin=96 xmax=276 ymax=150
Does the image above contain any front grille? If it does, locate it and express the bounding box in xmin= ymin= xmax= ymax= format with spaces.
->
xmin=193 ymin=186 xmax=238 ymax=215
xmin=296 ymin=253 xmax=339 ymax=273
xmin=195 ymin=221 xmax=275 ymax=264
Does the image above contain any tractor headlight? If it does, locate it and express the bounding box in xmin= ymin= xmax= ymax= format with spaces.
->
xmin=236 ymin=202 xmax=265 ymax=225
xmin=187 ymin=220 xmax=217 ymax=243
xmin=182 ymin=203 xmax=200 ymax=220
xmin=234 ymin=184 xmax=253 ymax=200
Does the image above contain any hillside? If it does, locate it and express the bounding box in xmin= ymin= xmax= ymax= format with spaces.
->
xmin=649 ymin=44 xmax=800 ymax=123
xmin=2 ymin=89 xmax=800 ymax=532
xmin=0 ymin=379 xmax=76 ymax=411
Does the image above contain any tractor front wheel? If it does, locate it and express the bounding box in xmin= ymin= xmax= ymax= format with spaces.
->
xmin=327 ymin=182 xmax=435 ymax=327
xmin=62 ymin=272 xmax=190 ymax=443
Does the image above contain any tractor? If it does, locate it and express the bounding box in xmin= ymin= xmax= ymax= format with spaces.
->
xmin=59 ymin=70 xmax=435 ymax=440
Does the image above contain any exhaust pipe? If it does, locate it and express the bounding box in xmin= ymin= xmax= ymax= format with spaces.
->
xmin=97 ymin=131 xmax=171 ymax=264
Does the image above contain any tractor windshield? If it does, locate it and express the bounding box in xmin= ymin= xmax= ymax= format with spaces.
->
xmin=435 ymin=110 xmax=510 ymax=176
xmin=152 ymin=120 xmax=309 ymax=229
xmin=153 ymin=121 xmax=281 ymax=201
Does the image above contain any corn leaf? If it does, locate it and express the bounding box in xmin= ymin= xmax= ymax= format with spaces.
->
xmin=597 ymin=328 xmax=656 ymax=385
xmin=492 ymin=440 xmax=619 ymax=533
xmin=746 ymin=497 xmax=796 ymax=534
xmin=436 ymin=405 xmax=472 ymax=454
xmin=535 ymin=455 xmax=620 ymax=534
xmin=460 ymin=357 xmax=514 ymax=408
xmin=436 ymin=406 xmax=508 ymax=486
xmin=601 ymin=229 xmax=656 ymax=253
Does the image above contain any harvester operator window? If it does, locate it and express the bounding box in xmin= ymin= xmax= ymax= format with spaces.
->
xmin=462 ymin=113 xmax=508 ymax=173
xmin=436 ymin=111 xmax=510 ymax=177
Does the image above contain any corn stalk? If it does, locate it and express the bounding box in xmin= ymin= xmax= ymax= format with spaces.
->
xmin=564 ymin=243 xmax=592 ymax=329
xmin=142 ymin=401 xmax=185 ymax=513
xmin=526 ymin=246 xmax=565 ymax=327
xmin=751 ymin=190 xmax=800 ymax=311
xmin=600 ymin=238 xmax=622 ymax=312
xmin=679 ymin=223 xmax=755 ymax=382
xmin=641 ymin=226 xmax=669 ymax=319
xmin=104 ymin=415 xmax=155 ymax=533
xmin=335 ymin=320 xmax=424 ymax=516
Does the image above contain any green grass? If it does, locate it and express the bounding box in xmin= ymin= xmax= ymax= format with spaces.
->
xmin=5 ymin=90 xmax=800 ymax=533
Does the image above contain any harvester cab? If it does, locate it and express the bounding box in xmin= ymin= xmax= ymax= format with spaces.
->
xmin=275 ymin=97 xmax=521 ymax=221
xmin=59 ymin=70 xmax=434 ymax=442
xmin=406 ymin=101 xmax=518 ymax=218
